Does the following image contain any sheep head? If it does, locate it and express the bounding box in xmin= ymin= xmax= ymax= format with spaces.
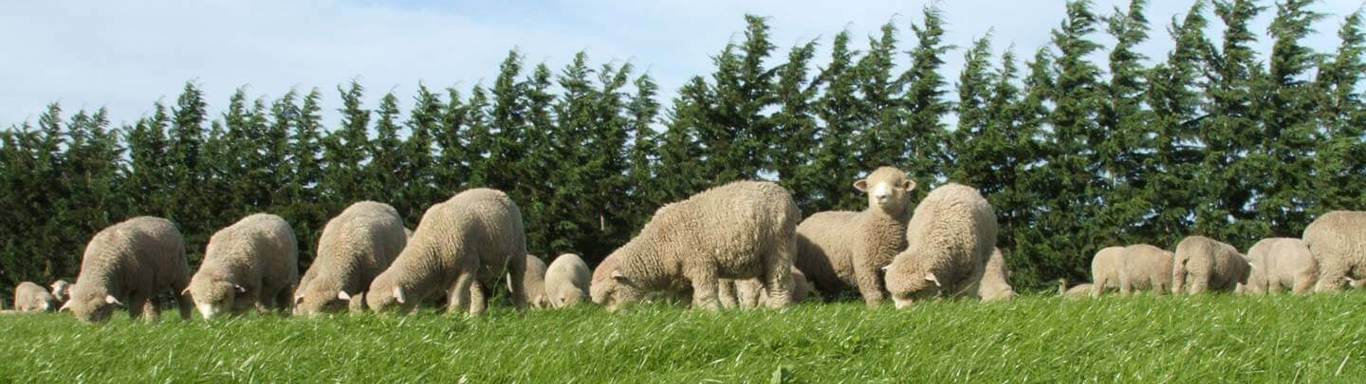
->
xmin=854 ymin=167 xmax=916 ymax=217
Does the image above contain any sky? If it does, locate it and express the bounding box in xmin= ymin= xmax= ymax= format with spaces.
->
xmin=2 ymin=0 xmax=1364 ymax=128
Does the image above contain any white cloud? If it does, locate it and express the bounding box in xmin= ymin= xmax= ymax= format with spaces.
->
xmin=1 ymin=0 xmax=1361 ymax=128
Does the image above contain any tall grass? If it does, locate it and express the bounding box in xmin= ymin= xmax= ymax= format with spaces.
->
xmin=2 ymin=294 xmax=1363 ymax=382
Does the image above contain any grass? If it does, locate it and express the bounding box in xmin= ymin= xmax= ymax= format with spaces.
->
xmin=2 ymin=293 xmax=1365 ymax=383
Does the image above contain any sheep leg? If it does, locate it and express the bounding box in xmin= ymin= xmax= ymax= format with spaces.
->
xmin=506 ymin=251 xmax=528 ymax=311
xmin=275 ymin=286 xmax=294 ymax=314
xmin=1315 ymin=261 xmax=1349 ymax=293
xmin=1092 ymin=273 xmax=1110 ymax=298
xmin=448 ymin=273 xmax=475 ymax=315
xmin=851 ymin=258 xmax=884 ymax=308
xmin=1291 ymin=272 xmax=1315 ymax=295
xmin=1188 ymin=274 xmax=1208 ymax=295
xmin=176 ymin=289 xmax=193 ymax=321
xmin=1118 ymin=271 xmax=1133 ymax=297
xmin=689 ymin=268 xmax=722 ymax=311
xmin=468 ymin=282 xmax=487 ymax=316
xmin=141 ymin=295 xmax=161 ymax=323
xmin=127 ymin=293 xmax=148 ymax=322
xmin=736 ymin=279 xmax=763 ymax=309
xmin=763 ymin=239 xmax=795 ymax=309
xmin=717 ymin=280 xmax=738 ymax=310
xmin=1267 ymin=279 xmax=1284 ymax=294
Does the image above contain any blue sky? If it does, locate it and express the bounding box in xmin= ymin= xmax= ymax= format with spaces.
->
xmin=2 ymin=0 xmax=1363 ymax=127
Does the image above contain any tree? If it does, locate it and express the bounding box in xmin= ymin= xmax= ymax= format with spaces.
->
xmin=770 ymin=41 xmax=820 ymax=211
xmin=323 ymin=81 xmax=371 ymax=207
xmin=1144 ymin=2 xmax=1212 ymax=247
xmin=1097 ymin=0 xmax=1152 ymax=245
xmin=1199 ymin=0 xmax=1266 ymax=247
xmin=901 ymin=7 xmax=954 ymax=185
xmin=1253 ymin=0 xmax=1324 ymax=237
xmin=806 ymin=31 xmax=864 ymax=212
xmin=1313 ymin=10 xmax=1366 ymax=211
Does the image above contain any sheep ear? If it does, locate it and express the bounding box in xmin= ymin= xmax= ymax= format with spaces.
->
xmin=880 ymin=265 xmax=890 ymax=271
xmin=901 ymin=179 xmax=917 ymax=192
xmin=233 ymin=284 xmax=246 ymax=294
xmin=925 ymin=273 xmax=941 ymax=287
xmin=59 ymin=301 xmax=72 ymax=312
xmin=611 ymin=270 xmax=628 ymax=282
xmin=181 ymin=288 xmax=191 ymax=296
xmin=853 ymin=179 xmax=869 ymax=192
xmin=104 ymin=295 xmax=123 ymax=306
xmin=393 ymin=287 xmax=406 ymax=304
xmin=337 ymin=291 xmax=352 ymax=302
xmin=294 ymin=295 xmax=305 ymax=305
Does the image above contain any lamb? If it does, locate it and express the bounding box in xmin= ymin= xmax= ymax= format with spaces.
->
xmin=49 ymin=280 xmax=71 ymax=303
xmin=63 ymin=216 xmax=192 ymax=323
xmin=1119 ymin=244 xmax=1174 ymax=295
xmin=976 ymin=247 xmax=1016 ymax=302
xmin=542 ymin=253 xmax=591 ymax=308
xmin=1173 ymin=236 xmax=1250 ymax=294
xmin=294 ymin=202 xmax=407 ymax=316
xmin=794 ymin=167 xmax=916 ymax=307
xmin=1304 ymin=211 xmax=1366 ymax=292
xmin=1244 ymin=238 xmax=1317 ymax=295
xmin=365 ymin=188 xmax=528 ymax=315
xmin=591 ymin=181 xmax=800 ymax=312
xmin=187 ymin=213 xmax=299 ymax=318
xmin=1089 ymin=246 xmax=1125 ymax=297
xmin=13 ymin=282 xmax=55 ymax=312
xmin=883 ymin=183 xmax=997 ymax=309
xmin=721 ymin=267 xmax=812 ymax=309
xmin=516 ymin=254 xmax=549 ymax=309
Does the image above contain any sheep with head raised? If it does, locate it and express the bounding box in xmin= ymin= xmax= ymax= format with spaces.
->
xmin=14 ymin=282 xmax=55 ymax=312
xmin=294 ymin=202 xmax=406 ymax=316
xmin=1244 ymin=237 xmax=1317 ymax=295
xmin=1304 ymin=211 xmax=1366 ymax=293
xmin=794 ymin=167 xmax=916 ymax=307
xmin=187 ymin=213 xmax=298 ymax=319
xmin=591 ymin=181 xmax=800 ymax=312
xmin=1173 ymin=236 xmax=1249 ymax=294
xmin=64 ymin=216 xmax=192 ymax=323
xmin=883 ymin=183 xmax=997 ymax=309
xmin=365 ymin=188 xmax=528 ymax=315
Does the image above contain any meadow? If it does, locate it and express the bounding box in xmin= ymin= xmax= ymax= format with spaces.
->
xmin=2 ymin=293 xmax=1364 ymax=383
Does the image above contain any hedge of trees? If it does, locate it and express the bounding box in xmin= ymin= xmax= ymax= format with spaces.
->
xmin=2 ymin=0 xmax=1362 ymax=292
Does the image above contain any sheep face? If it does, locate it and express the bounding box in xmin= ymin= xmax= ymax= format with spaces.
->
xmin=50 ymin=280 xmax=71 ymax=302
xmin=885 ymin=260 xmax=942 ymax=309
xmin=854 ymin=167 xmax=916 ymax=216
xmin=590 ymin=271 xmax=643 ymax=312
xmin=63 ymin=287 xmax=121 ymax=323
xmin=294 ymin=288 xmax=351 ymax=316
xmin=187 ymin=277 xmax=248 ymax=319
xmin=365 ymin=286 xmax=411 ymax=314
xmin=555 ymin=290 xmax=586 ymax=308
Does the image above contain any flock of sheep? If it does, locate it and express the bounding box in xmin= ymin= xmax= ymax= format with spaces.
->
xmin=4 ymin=166 xmax=1363 ymax=323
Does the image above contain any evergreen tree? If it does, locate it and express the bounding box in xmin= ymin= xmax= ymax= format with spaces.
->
xmin=1313 ymin=10 xmax=1365 ymax=211
xmin=521 ymin=64 xmax=557 ymax=256
xmin=656 ymin=77 xmax=710 ymax=203
xmin=1199 ymin=0 xmax=1266 ymax=246
xmin=1007 ymin=48 xmax=1059 ymax=285
xmin=367 ymin=92 xmax=404 ymax=203
xmin=1097 ymin=0 xmax=1152 ymax=245
xmin=853 ymin=22 xmax=904 ymax=175
xmin=400 ymin=85 xmax=442 ymax=221
xmin=486 ymin=50 xmax=529 ymax=195
xmin=1253 ymin=0 xmax=1324 ymax=237
xmin=771 ymin=41 xmax=820 ymax=211
xmin=901 ymin=7 xmax=953 ymax=185
xmin=286 ymin=89 xmax=328 ymax=268
xmin=807 ymin=31 xmax=864 ymax=212
xmin=949 ymin=36 xmax=997 ymax=189
xmin=462 ymin=86 xmax=493 ymax=187
xmin=435 ymin=87 xmax=470 ymax=197
xmin=625 ymin=74 xmax=662 ymax=231
xmin=701 ymin=15 xmax=776 ymax=183
xmin=168 ymin=83 xmax=211 ymax=262
xmin=323 ymin=81 xmax=371 ymax=207
xmin=1145 ymin=2 xmax=1212 ymax=247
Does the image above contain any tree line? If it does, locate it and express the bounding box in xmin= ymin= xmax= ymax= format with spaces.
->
xmin=2 ymin=0 xmax=1362 ymax=292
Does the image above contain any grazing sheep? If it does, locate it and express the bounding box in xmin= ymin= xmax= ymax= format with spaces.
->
xmin=14 ymin=282 xmax=55 ymax=312
xmin=883 ymin=183 xmax=997 ymax=309
xmin=746 ymin=267 xmax=812 ymax=306
xmin=542 ymin=254 xmax=590 ymax=309
xmin=1245 ymin=238 xmax=1317 ymax=295
xmin=63 ymin=216 xmax=192 ymax=323
xmin=1173 ymin=236 xmax=1249 ymax=294
xmin=1089 ymin=246 xmax=1125 ymax=297
xmin=976 ymin=248 xmax=1016 ymax=302
xmin=514 ymin=255 xmax=549 ymax=309
xmin=794 ymin=167 xmax=916 ymax=307
xmin=294 ymin=202 xmax=407 ymax=316
xmin=1304 ymin=211 xmax=1366 ymax=293
xmin=591 ymin=181 xmax=800 ymax=312
xmin=365 ymin=188 xmax=528 ymax=315
xmin=187 ymin=214 xmax=299 ymax=319
xmin=1119 ymin=244 xmax=1174 ymax=295
xmin=49 ymin=280 xmax=71 ymax=303
xmin=1059 ymin=280 xmax=1095 ymax=299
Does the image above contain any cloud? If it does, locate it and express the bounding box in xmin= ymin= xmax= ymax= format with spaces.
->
xmin=1 ymin=0 xmax=1360 ymax=127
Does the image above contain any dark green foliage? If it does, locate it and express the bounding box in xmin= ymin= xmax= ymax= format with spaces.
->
xmin=2 ymin=4 xmax=1361 ymax=293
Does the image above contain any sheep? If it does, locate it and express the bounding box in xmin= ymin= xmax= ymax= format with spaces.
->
xmin=1119 ymin=244 xmax=1174 ymax=295
xmin=720 ymin=267 xmax=812 ymax=309
xmin=1244 ymin=238 xmax=1317 ymax=295
xmin=14 ymin=282 xmax=55 ymax=312
xmin=49 ymin=280 xmax=71 ymax=303
xmin=294 ymin=202 xmax=407 ymax=316
xmin=1058 ymin=279 xmax=1095 ymax=299
xmin=1173 ymin=236 xmax=1249 ymax=294
xmin=883 ymin=183 xmax=997 ymax=309
xmin=1304 ymin=211 xmax=1366 ymax=293
xmin=541 ymin=253 xmax=591 ymax=308
xmin=187 ymin=213 xmax=299 ymax=319
xmin=1089 ymin=246 xmax=1125 ymax=297
xmin=515 ymin=254 xmax=549 ymax=309
xmin=976 ymin=247 xmax=1016 ymax=302
xmin=63 ymin=216 xmax=192 ymax=323
xmin=794 ymin=167 xmax=916 ymax=307
xmin=365 ymin=188 xmax=528 ymax=315
xmin=591 ymin=181 xmax=800 ymax=312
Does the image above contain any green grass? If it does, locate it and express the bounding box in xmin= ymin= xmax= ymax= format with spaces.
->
xmin=2 ymin=294 xmax=1365 ymax=383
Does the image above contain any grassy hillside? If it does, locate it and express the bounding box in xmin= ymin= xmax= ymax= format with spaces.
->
xmin=2 ymin=294 xmax=1364 ymax=383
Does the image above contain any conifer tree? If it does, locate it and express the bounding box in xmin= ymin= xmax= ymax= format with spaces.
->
xmin=1145 ymin=2 xmax=1211 ymax=246
xmin=1097 ymin=0 xmax=1152 ymax=244
xmin=770 ymin=41 xmax=819 ymax=210
xmin=807 ymin=31 xmax=864 ymax=212
xmin=400 ymin=85 xmax=442 ymax=220
xmin=1313 ymin=10 xmax=1365 ymax=211
xmin=1200 ymin=0 xmax=1266 ymax=246
xmin=323 ymin=81 xmax=371 ymax=207
xmin=1254 ymin=0 xmax=1323 ymax=237
xmin=367 ymin=92 xmax=404 ymax=203
xmin=853 ymin=22 xmax=903 ymax=175
xmin=625 ymin=74 xmax=662 ymax=231
xmin=902 ymin=7 xmax=953 ymax=185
